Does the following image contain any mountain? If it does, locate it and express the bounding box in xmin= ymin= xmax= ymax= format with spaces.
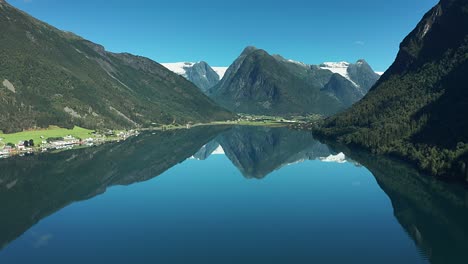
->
xmin=0 ymin=1 xmax=234 ymax=133
xmin=322 ymin=73 xmax=364 ymax=107
xmin=347 ymin=60 xmax=382 ymax=93
xmin=208 ymin=47 xmax=380 ymax=115
xmin=161 ymin=62 xmax=227 ymax=92
xmin=315 ymin=0 xmax=468 ymax=180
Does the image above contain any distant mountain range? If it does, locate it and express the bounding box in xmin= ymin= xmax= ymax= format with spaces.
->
xmin=0 ymin=0 xmax=383 ymax=134
xmin=161 ymin=62 xmax=228 ymax=92
xmin=316 ymin=0 xmax=468 ymax=180
xmin=207 ymin=47 xmax=380 ymax=116
xmin=0 ymin=1 xmax=233 ymax=133
xmin=162 ymin=49 xmax=381 ymax=117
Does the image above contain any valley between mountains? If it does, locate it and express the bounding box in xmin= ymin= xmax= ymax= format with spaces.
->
xmin=0 ymin=0 xmax=467 ymax=183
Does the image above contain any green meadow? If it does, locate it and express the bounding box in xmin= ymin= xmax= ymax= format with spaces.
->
xmin=0 ymin=126 xmax=94 ymax=147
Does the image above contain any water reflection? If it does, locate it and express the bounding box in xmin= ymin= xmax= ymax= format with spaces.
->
xmin=0 ymin=126 xmax=467 ymax=264
xmin=0 ymin=126 xmax=227 ymax=250
xmin=195 ymin=126 xmax=334 ymax=178
xmin=325 ymin=142 xmax=468 ymax=264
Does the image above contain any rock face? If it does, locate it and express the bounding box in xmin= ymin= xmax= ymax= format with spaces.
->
xmin=209 ymin=47 xmax=379 ymax=115
xmin=322 ymin=74 xmax=364 ymax=107
xmin=318 ymin=0 xmax=468 ymax=180
xmin=0 ymin=2 xmax=233 ymax=133
xmin=162 ymin=61 xmax=222 ymax=93
xmin=186 ymin=62 xmax=221 ymax=92
xmin=347 ymin=60 xmax=381 ymax=93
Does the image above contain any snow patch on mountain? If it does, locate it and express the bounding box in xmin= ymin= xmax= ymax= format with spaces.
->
xmin=212 ymin=67 xmax=228 ymax=79
xmin=319 ymin=152 xmax=347 ymax=163
xmin=162 ymin=62 xmax=228 ymax=80
xmin=161 ymin=62 xmax=195 ymax=77
xmin=287 ymin=59 xmax=307 ymax=67
xmin=320 ymin=62 xmax=359 ymax=87
xmin=320 ymin=62 xmax=351 ymax=78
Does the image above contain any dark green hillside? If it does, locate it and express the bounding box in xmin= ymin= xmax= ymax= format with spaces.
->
xmin=210 ymin=47 xmax=379 ymax=116
xmin=316 ymin=0 xmax=468 ymax=180
xmin=210 ymin=47 xmax=343 ymax=115
xmin=0 ymin=1 xmax=233 ymax=133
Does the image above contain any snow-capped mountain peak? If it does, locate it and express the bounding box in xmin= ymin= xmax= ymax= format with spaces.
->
xmin=161 ymin=62 xmax=228 ymax=80
xmin=321 ymin=61 xmax=351 ymax=69
xmin=320 ymin=62 xmax=358 ymax=86
xmin=161 ymin=62 xmax=196 ymax=77
xmin=161 ymin=61 xmax=227 ymax=92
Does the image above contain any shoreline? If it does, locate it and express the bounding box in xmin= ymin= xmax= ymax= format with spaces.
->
xmin=0 ymin=130 xmax=139 ymax=160
xmin=0 ymin=121 xmax=295 ymax=161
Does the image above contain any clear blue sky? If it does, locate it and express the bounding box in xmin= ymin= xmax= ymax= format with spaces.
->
xmin=10 ymin=0 xmax=438 ymax=72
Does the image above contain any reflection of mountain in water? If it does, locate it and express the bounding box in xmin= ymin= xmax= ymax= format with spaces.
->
xmin=2 ymin=125 xmax=466 ymax=263
xmin=193 ymin=140 xmax=221 ymax=160
xmin=0 ymin=126 xmax=226 ymax=250
xmin=326 ymin=143 xmax=468 ymax=264
xmin=2 ymin=125 xmax=332 ymax=250
xmin=195 ymin=126 xmax=333 ymax=179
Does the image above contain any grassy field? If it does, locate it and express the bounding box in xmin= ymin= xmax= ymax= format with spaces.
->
xmin=0 ymin=126 xmax=94 ymax=146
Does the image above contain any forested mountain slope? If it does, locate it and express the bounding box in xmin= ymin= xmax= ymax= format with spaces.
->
xmin=0 ymin=1 xmax=233 ymax=133
xmin=316 ymin=0 xmax=468 ymax=180
xmin=209 ymin=47 xmax=379 ymax=115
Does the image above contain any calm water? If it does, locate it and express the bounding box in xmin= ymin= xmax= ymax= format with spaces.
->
xmin=0 ymin=126 xmax=467 ymax=264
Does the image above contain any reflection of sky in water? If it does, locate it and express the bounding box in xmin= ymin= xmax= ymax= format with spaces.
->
xmin=0 ymin=155 xmax=426 ymax=264
xmin=31 ymin=232 xmax=53 ymax=248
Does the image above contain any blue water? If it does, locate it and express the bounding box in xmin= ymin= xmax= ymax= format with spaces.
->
xmin=0 ymin=155 xmax=426 ymax=263
xmin=1 ymin=126 xmax=467 ymax=263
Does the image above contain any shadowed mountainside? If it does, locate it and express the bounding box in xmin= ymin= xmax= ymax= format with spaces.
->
xmin=316 ymin=0 xmax=468 ymax=180
xmin=0 ymin=1 xmax=233 ymax=133
xmin=209 ymin=47 xmax=379 ymax=115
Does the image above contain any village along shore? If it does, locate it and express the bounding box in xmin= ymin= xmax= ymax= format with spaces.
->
xmin=0 ymin=129 xmax=139 ymax=160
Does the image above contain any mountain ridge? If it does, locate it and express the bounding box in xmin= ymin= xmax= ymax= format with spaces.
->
xmin=161 ymin=61 xmax=226 ymax=92
xmin=209 ymin=46 xmax=380 ymax=115
xmin=0 ymin=1 xmax=234 ymax=133
xmin=315 ymin=0 xmax=468 ymax=181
